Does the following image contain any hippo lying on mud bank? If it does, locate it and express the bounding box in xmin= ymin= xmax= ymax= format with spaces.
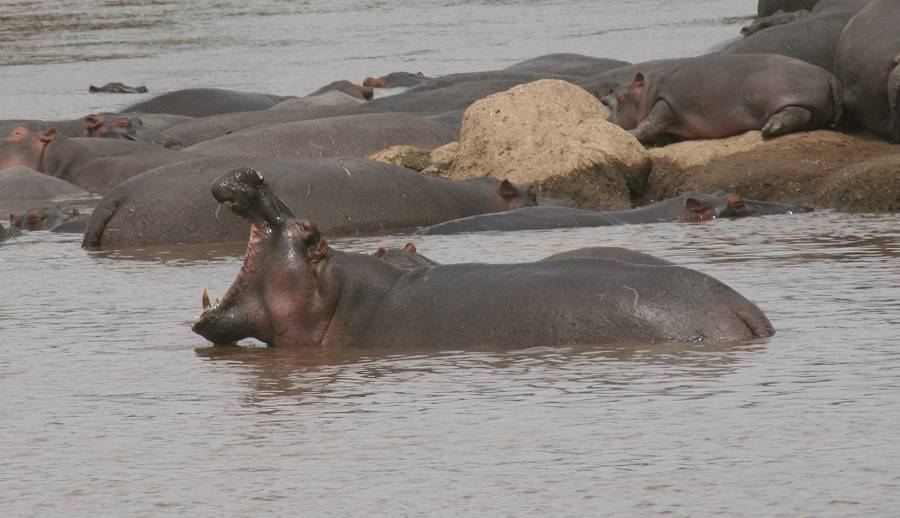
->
xmin=191 ymin=167 xmax=774 ymax=349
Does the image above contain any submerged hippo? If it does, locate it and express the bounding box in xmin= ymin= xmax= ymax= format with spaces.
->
xmin=417 ymin=192 xmax=809 ymax=235
xmin=0 ymin=166 xmax=87 ymax=201
xmin=11 ymin=207 xmax=83 ymax=231
xmin=82 ymin=157 xmax=534 ymax=248
xmin=834 ymin=0 xmax=900 ymax=142
xmin=89 ymin=82 xmax=148 ymax=94
xmin=605 ymin=54 xmax=842 ymax=143
xmin=192 ymin=168 xmax=774 ymax=348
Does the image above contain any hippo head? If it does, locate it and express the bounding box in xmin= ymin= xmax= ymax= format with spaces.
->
xmin=0 ymin=127 xmax=57 ymax=171
xmin=363 ymin=77 xmax=387 ymax=88
xmin=10 ymin=207 xmax=80 ymax=231
xmin=607 ymin=73 xmax=648 ymax=130
xmin=83 ymin=113 xmax=142 ymax=139
xmin=498 ymin=179 xmax=538 ymax=209
xmin=193 ymin=167 xmax=337 ymax=347
xmin=83 ymin=112 xmax=182 ymax=148
xmin=373 ymin=242 xmax=437 ymax=269
xmin=676 ymin=192 xmax=797 ymax=221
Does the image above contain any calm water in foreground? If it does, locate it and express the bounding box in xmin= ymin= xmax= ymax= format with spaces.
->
xmin=2 ymin=1 xmax=899 ymax=516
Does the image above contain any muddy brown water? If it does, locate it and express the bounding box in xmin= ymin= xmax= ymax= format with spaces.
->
xmin=2 ymin=1 xmax=900 ymax=516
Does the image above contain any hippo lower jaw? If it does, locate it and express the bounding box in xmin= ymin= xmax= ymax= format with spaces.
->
xmin=192 ymin=218 xmax=274 ymax=345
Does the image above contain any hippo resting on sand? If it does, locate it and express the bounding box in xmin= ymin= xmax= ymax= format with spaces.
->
xmin=834 ymin=0 xmax=900 ymax=142
xmin=604 ymin=54 xmax=842 ymax=143
xmin=192 ymin=168 xmax=774 ymax=349
xmin=417 ymin=192 xmax=809 ymax=236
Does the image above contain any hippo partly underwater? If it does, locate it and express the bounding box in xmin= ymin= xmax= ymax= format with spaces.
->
xmin=192 ymin=167 xmax=775 ymax=349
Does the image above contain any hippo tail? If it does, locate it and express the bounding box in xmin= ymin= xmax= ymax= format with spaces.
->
xmin=828 ymin=75 xmax=844 ymax=127
xmin=81 ymin=196 xmax=122 ymax=249
xmin=888 ymin=55 xmax=900 ymax=142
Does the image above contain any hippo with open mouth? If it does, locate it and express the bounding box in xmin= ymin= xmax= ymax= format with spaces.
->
xmin=192 ymin=167 xmax=775 ymax=349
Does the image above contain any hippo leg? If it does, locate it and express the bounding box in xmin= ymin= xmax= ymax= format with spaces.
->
xmin=630 ymin=100 xmax=677 ymax=143
xmin=761 ymin=106 xmax=812 ymax=138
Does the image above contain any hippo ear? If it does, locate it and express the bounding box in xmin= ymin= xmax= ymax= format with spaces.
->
xmin=498 ymin=179 xmax=519 ymax=200
xmin=88 ymin=85 xmax=100 ymax=93
xmin=84 ymin=115 xmax=100 ymax=129
xmin=374 ymin=247 xmax=387 ymax=258
xmin=39 ymin=128 xmax=58 ymax=143
xmin=403 ymin=243 xmax=417 ymax=253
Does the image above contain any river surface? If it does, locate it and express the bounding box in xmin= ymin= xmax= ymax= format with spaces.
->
xmin=2 ymin=1 xmax=900 ymax=517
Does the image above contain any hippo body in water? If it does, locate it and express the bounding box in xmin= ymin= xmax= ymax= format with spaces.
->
xmin=89 ymin=82 xmax=148 ymax=94
xmin=417 ymin=192 xmax=809 ymax=235
xmin=82 ymin=157 xmax=534 ymax=249
xmin=374 ymin=244 xmax=672 ymax=270
xmin=834 ymin=0 xmax=900 ymax=141
xmin=192 ymin=168 xmax=774 ymax=349
xmin=605 ymin=54 xmax=842 ymax=143
xmin=725 ymin=0 xmax=871 ymax=71
xmin=120 ymin=88 xmax=294 ymax=118
xmin=0 ymin=166 xmax=87 ymax=201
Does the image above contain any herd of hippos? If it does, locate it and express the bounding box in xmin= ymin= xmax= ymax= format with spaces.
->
xmin=1 ymin=0 xmax=897 ymax=349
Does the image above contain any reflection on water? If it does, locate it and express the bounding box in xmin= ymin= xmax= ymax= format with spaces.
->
xmin=0 ymin=0 xmax=751 ymax=119
xmin=3 ymin=212 xmax=900 ymax=515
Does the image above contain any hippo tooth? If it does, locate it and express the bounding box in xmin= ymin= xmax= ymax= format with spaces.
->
xmin=202 ymin=289 xmax=211 ymax=311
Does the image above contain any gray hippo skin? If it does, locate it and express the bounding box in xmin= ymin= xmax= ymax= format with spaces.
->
xmin=165 ymin=91 xmax=365 ymax=147
xmin=834 ymin=0 xmax=900 ymax=141
xmin=82 ymin=158 xmax=534 ymax=248
xmin=606 ymin=54 xmax=842 ymax=143
xmin=417 ymin=192 xmax=810 ymax=235
xmin=724 ymin=0 xmax=871 ymax=70
xmin=374 ymin=244 xmax=671 ymax=270
xmin=583 ymin=58 xmax=690 ymax=101
xmin=184 ymin=113 xmax=459 ymax=160
xmin=191 ymin=168 xmax=774 ymax=348
xmin=89 ymin=82 xmax=148 ymax=94
xmin=0 ymin=166 xmax=87 ymax=201
xmin=120 ymin=88 xmax=293 ymax=117
xmin=758 ymin=0 xmax=819 ymax=16
xmin=502 ymin=53 xmax=630 ymax=78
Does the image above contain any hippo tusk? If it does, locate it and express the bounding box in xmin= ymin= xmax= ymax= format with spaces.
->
xmin=214 ymin=204 xmax=223 ymax=224
xmin=202 ymin=289 xmax=211 ymax=311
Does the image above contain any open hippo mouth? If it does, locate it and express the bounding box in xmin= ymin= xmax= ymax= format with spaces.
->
xmin=192 ymin=167 xmax=304 ymax=345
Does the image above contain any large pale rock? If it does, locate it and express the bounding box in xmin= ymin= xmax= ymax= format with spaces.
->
xmin=368 ymin=145 xmax=432 ymax=172
xmin=818 ymin=154 xmax=900 ymax=212
xmin=447 ymin=80 xmax=649 ymax=209
xmin=643 ymin=130 xmax=899 ymax=210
